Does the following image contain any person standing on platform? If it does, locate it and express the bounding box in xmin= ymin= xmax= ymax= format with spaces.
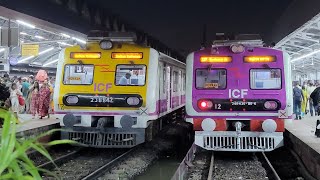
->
xmin=30 ymin=82 xmax=40 ymax=119
xmin=3 ymin=73 xmax=11 ymax=89
xmin=307 ymin=83 xmax=317 ymax=116
xmin=310 ymin=85 xmax=320 ymax=116
xmin=21 ymin=78 xmax=30 ymax=113
xmin=48 ymin=78 xmax=54 ymax=114
xmin=16 ymin=77 xmax=22 ymax=91
xmin=301 ymin=85 xmax=308 ymax=117
xmin=0 ymin=80 xmax=10 ymax=109
xmin=38 ymin=80 xmax=51 ymax=119
xmin=10 ymin=83 xmax=22 ymax=119
xmin=293 ymin=83 xmax=304 ymax=120
xmin=29 ymin=75 xmax=34 ymax=84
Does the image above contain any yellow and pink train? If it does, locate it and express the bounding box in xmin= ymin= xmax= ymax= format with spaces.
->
xmin=53 ymin=32 xmax=186 ymax=148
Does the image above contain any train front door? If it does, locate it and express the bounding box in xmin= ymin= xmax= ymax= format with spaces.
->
xmin=166 ymin=66 xmax=171 ymax=111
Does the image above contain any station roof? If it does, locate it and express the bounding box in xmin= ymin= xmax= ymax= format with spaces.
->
xmin=275 ymin=13 xmax=320 ymax=73
xmin=0 ymin=15 xmax=86 ymax=71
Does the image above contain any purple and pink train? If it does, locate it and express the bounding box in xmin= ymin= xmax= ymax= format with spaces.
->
xmin=186 ymin=38 xmax=293 ymax=151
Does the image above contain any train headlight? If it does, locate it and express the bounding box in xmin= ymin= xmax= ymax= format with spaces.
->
xmin=99 ymin=40 xmax=113 ymax=50
xmin=198 ymin=100 xmax=213 ymax=110
xmin=66 ymin=95 xmax=79 ymax=104
xmin=264 ymin=101 xmax=278 ymax=110
xmin=262 ymin=119 xmax=277 ymax=133
xmin=127 ymin=97 xmax=140 ymax=105
xmin=230 ymin=44 xmax=245 ymax=53
xmin=201 ymin=118 xmax=216 ymax=131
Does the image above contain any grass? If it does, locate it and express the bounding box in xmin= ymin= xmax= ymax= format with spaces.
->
xmin=0 ymin=108 xmax=75 ymax=179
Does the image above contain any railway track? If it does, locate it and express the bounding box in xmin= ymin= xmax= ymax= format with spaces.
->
xmin=36 ymin=147 xmax=83 ymax=169
xmin=28 ymin=145 xmax=79 ymax=167
xmin=81 ymin=148 xmax=135 ymax=180
xmin=260 ymin=152 xmax=281 ymax=180
xmin=37 ymin=147 xmax=131 ymax=180
xmin=173 ymin=144 xmax=283 ymax=180
xmin=207 ymin=152 xmax=281 ymax=180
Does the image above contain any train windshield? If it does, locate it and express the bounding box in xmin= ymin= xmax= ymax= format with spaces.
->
xmin=250 ymin=69 xmax=281 ymax=89
xmin=196 ymin=69 xmax=226 ymax=90
xmin=115 ymin=65 xmax=146 ymax=86
xmin=63 ymin=64 xmax=94 ymax=85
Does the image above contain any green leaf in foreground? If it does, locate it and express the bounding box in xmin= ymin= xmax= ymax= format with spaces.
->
xmin=0 ymin=108 xmax=77 ymax=179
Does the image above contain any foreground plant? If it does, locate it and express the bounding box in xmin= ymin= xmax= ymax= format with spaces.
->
xmin=0 ymin=108 xmax=75 ymax=179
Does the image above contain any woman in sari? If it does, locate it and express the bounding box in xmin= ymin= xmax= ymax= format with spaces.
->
xmin=48 ymin=79 xmax=54 ymax=114
xmin=301 ymin=85 xmax=308 ymax=117
xmin=30 ymin=81 xmax=40 ymax=119
xmin=38 ymin=80 xmax=51 ymax=119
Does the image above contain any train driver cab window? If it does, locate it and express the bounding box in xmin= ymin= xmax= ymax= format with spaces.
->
xmin=250 ymin=69 xmax=281 ymax=89
xmin=63 ymin=64 xmax=94 ymax=85
xmin=196 ymin=69 xmax=226 ymax=90
xmin=115 ymin=65 xmax=146 ymax=86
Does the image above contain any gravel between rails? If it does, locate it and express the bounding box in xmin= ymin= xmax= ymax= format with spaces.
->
xmin=28 ymin=145 xmax=78 ymax=166
xmin=42 ymin=148 xmax=126 ymax=180
xmin=213 ymin=152 xmax=268 ymax=180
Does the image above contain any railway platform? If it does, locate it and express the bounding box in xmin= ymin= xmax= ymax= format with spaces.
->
xmin=15 ymin=114 xmax=60 ymax=141
xmin=285 ymin=115 xmax=320 ymax=179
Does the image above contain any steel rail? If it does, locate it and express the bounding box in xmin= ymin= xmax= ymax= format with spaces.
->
xmin=262 ymin=152 xmax=281 ymax=180
xmin=81 ymin=147 xmax=136 ymax=180
xmin=37 ymin=147 xmax=83 ymax=169
xmin=207 ymin=152 xmax=215 ymax=180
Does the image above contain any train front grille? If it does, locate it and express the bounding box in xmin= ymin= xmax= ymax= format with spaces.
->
xmin=67 ymin=132 xmax=137 ymax=148
xmin=203 ymin=136 xmax=275 ymax=151
xmin=194 ymin=131 xmax=284 ymax=151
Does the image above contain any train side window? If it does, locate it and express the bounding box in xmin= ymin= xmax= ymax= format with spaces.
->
xmin=115 ymin=65 xmax=146 ymax=86
xmin=195 ymin=69 xmax=227 ymax=90
xmin=183 ymin=73 xmax=186 ymax=91
xmin=181 ymin=73 xmax=184 ymax=92
xmin=63 ymin=64 xmax=94 ymax=85
xmin=163 ymin=68 xmax=166 ymax=93
xmin=179 ymin=70 xmax=182 ymax=92
xmin=173 ymin=71 xmax=178 ymax=92
xmin=250 ymin=69 xmax=281 ymax=89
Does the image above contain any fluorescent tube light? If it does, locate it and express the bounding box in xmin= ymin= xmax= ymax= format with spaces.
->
xmin=16 ymin=20 xmax=35 ymax=29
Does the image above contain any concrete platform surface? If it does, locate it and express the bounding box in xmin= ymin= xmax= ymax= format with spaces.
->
xmin=285 ymin=115 xmax=320 ymax=153
xmin=285 ymin=115 xmax=320 ymax=179
xmin=17 ymin=114 xmax=60 ymax=133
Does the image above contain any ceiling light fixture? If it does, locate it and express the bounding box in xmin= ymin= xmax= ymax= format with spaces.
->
xmin=16 ymin=20 xmax=35 ymax=29
xmin=291 ymin=49 xmax=320 ymax=62
xmin=20 ymin=32 xmax=28 ymax=35
xmin=72 ymin=37 xmax=86 ymax=44
xmin=38 ymin=47 xmax=54 ymax=55
xmin=18 ymin=56 xmax=35 ymax=63
xmin=43 ymin=59 xmax=59 ymax=66
xmin=57 ymin=42 xmax=73 ymax=46
xmin=61 ymin=33 xmax=71 ymax=38
xmin=35 ymin=35 xmax=45 ymax=39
